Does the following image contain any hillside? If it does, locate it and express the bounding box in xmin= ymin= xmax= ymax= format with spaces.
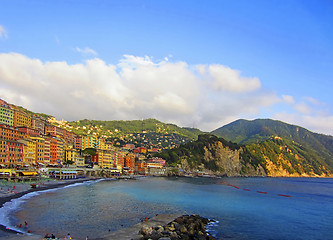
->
xmin=65 ymin=118 xmax=205 ymax=149
xmin=245 ymin=136 xmax=331 ymax=177
xmin=212 ymin=119 xmax=333 ymax=171
xmin=155 ymin=134 xmax=267 ymax=177
xmin=156 ymin=134 xmax=332 ymax=177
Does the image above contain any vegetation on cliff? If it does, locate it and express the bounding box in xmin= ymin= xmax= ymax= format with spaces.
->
xmin=245 ymin=137 xmax=331 ymax=176
xmin=212 ymin=119 xmax=333 ymax=173
xmin=155 ymin=133 xmax=331 ymax=177
xmin=155 ymin=134 xmax=265 ymax=176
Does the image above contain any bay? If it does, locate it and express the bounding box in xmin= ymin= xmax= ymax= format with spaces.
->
xmin=7 ymin=177 xmax=333 ymax=239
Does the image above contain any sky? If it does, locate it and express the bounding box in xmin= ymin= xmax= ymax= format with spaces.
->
xmin=0 ymin=0 xmax=333 ymax=135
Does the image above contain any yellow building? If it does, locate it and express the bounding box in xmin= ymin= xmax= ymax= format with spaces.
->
xmin=98 ymin=138 xmax=105 ymax=150
xmin=13 ymin=108 xmax=32 ymax=128
xmin=97 ymin=150 xmax=113 ymax=169
xmin=65 ymin=149 xmax=81 ymax=165
xmin=30 ymin=137 xmax=45 ymax=164
xmin=0 ymin=139 xmax=6 ymax=165
xmin=105 ymin=141 xmax=114 ymax=151
xmin=0 ymin=104 xmax=14 ymax=126
xmin=75 ymin=156 xmax=85 ymax=167
xmin=82 ymin=135 xmax=98 ymax=149
xmin=18 ymin=139 xmax=36 ymax=166
xmin=56 ymin=138 xmax=65 ymax=164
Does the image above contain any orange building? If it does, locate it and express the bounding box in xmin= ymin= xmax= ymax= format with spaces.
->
xmin=0 ymin=125 xmax=26 ymax=141
xmin=30 ymin=137 xmax=45 ymax=164
xmin=124 ymin=153 xmax=135 ymax=169
xmin=45 ymin=124 xmax=64 ymax=137
xmin=62 ymin=129 xmax=76 ymax=145
xmin=12 ymin=108 xmax=32 ymax=128
xmin=49 ymin=137 xmax=58 ymax=165
xmin=114 ymin=151 xmax=125 ymax=170
xmin=0 ymin=139 xmax=6 ymax=165
xmin=44 ymin=137 xmax=51 ymax=165
xmin=0 ymin=139 xmax=24 ymax=167
xmin=136 ymin=161 xmax=148 ymax=175
xmin=18 ymin=127 xmax=40 ymax=137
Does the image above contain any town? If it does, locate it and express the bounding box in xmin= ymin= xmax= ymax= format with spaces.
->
xmin=0 ymin=98 xmax=170 ymax=181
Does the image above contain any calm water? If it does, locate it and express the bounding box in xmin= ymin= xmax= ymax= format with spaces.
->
xmin=1 ymin=177 xmax=333 ymax=239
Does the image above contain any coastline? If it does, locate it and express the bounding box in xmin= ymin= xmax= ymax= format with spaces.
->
xmin=93 ymin=213 xmax=181 ymax=240
xmin=0 ymin=179 xmax=190 ymax=240
xmin=0 ymin=178 xmax=96 ymax=239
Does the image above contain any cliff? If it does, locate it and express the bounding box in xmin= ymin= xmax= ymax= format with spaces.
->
xmin=156 ymin=134 xmax=266 ymax=177
xmin=157 ymin=134 xmax=332 ymax=177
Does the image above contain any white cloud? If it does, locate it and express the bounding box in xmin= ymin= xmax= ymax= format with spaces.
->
xmin=74 ymin=47 xmax=98 ymax=56
xmin=294 ymin=102 xmax=312 ymax=115
xmin=273 ymin=112 xmax=333 ymax=136
xmin=0 ymin=52 xmax=331 ymax=135
xmin=281 ymin=95 xmax=295 ymax=104
xmin=0 ymin=25 xmax=8 ymax=38
xmin=199 ymin=64 xmax=261 ymax=93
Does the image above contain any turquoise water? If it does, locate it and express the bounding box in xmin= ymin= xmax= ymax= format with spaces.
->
xmin=2 ymin=177 xmax=333 ymax=239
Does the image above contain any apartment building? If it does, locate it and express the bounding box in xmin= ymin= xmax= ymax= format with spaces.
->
xmin=1 ymin=139 xmax=24 ymax=167
xmin=0 ymin=125 xmax=26 ymax=141
xmin=124 ymin=153 xmax=135 ymax=169
xmin=30 ymin=137 xmax=45 ymax=164
xmin=13 ymin=108 xmax=32 ymax=128
xmin=74 ymin=135 xmax=82 ymax=150
xmin=0 ymin=101 xmax=14 ymax=126
xmin=18 ymin=139 xmax=35 ymax=166
xmin=82 ymin=135 xmax=98 ymax=149
xmin=31 ymin=116 xmax=46 ymax=134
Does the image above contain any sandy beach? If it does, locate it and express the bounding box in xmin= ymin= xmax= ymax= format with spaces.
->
xmin=0 ymin=178 xmax=94 ymax=240
xmin=0 ymin=178 xmax=183 ymax=240
xmin=93 ymin=213 xmax=181 ymax=240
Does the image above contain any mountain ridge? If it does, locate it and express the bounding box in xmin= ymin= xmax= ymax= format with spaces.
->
xmin=211 ymin=118 xmax=333 ymax=171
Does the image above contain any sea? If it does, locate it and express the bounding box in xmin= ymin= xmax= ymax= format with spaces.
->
xmin=0 ymin=177 xmax=332 ymax=240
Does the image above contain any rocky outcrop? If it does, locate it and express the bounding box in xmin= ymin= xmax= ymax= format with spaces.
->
xmin=139 ymin=214 xmax=216 ymax=240
xmin=203 ymin=142 xmax=242 ymax=176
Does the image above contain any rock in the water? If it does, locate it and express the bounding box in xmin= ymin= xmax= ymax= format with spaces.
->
xmin=140 ymin=225 xmax=153 ymax=236
xmin=138 ymin=214 xmax=216 ymax=240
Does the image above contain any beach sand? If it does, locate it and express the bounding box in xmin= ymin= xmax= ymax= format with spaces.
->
xmin=0 ymin=178 xmax=94 ymax=240
xmin=93 ymin=213 xmax=180 ymax=240
xmin=0 ymin=179 xmax=182 ymax=240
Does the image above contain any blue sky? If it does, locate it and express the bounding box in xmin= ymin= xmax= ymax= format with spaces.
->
xmin=0 ymin=0 xmax=333 ymax=134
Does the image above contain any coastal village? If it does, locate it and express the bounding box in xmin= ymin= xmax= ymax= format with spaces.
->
xmin=0 ymin=98 xmax=170 ymax=181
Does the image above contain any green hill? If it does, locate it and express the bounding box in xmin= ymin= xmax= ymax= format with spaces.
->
xmin=211 ymin=119 xmax=333 ymax=171
xmin=68 ymin=118 xmax=203 ymax=139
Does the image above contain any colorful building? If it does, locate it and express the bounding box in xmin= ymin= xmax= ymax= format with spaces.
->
xmin=0 ymin=125 xmax=26 ymax=141
xmin=74 ymin=135 xmax=82 ymax=150
xmin=44 ymin=137 xmax=51 ymax=165
xmin=30 ymin=137 xmax=45 ymax=165
xmin=12 ymin=108 xmax=32 ymax=128
xmin=3 ymin=139 xmax=24 ymax=167
xmin=114 ymin=151 xmax=125 ymax=170
xmin=148 ymin=157 xmax=166 ymax=166
xmin=82 ymin=135 xmax=98 ymax=149
xmin=0 ymin=139 xmax=6 ymax=166
xmin=65 ymin=149 xmax=81 ymax=165
xmin=18 ymin=127 xmax=40 ymax=137
xmin=18 ymin=139 xmax=35 ymax=166
xmin=124 ymin=153 xmax=135 ymax=169
xmin=31 ymin=116 xmax=46 ymax=134
xmin=45 ymin=124 xmax=64 ymax=137
xmin=0 ymin=100 xmax=14 ymax=126
xmin=96 ymin=150 xmax=113 ymax=169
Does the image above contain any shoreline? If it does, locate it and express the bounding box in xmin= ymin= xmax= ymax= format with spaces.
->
xmin=0 ymin=177 xmax=96 ymax=238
